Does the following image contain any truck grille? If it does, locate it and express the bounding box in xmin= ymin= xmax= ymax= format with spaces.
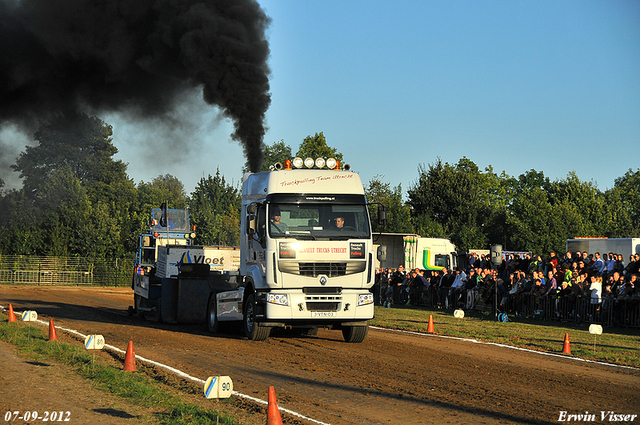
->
xmin=305 ymin=292 xmax=342 ymax=312
xmin=278 ymin=261 xmax=366 ymax=277
xmin=299 ymin=262 xmax=346 ymax=277
xmin=306 ymin=301 xmax=340 ymax=312
xmin=303 ymin=287 xmax=342 ymax=295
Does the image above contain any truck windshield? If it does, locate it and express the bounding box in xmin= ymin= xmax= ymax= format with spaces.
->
xmin=268 ymin=202 xmax=371 ymax=239
xmin=151 ymin=208 xmax=189 ymax=232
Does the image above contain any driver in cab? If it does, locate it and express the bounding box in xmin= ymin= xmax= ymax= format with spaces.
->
xmin=334 ymin=216 xmax=354 ymax=231
xmin=270 ymin=206 xmax=289 ymax=233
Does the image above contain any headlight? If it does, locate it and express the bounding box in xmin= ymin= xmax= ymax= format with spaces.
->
xmin=292 ymin=157 xmax=304 ymax=168
xmin=315 ymin=157 xmax=326 ymax=168
xmin=267 ymin=293 xmax=289 ymax=306
xmin=358 ymin=293 xmax=374 ymax=306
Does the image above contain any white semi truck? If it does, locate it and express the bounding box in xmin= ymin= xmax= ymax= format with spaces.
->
xmin=132 ymin=158 xmax=382 ymax=343
xmin=375 ymin=234 xmax=460 ymax=271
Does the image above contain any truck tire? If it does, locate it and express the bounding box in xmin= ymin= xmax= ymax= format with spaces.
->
xmin=243 ymin=293 xmax=270 ymax=341
xmin=207 ymin=294 xmax=219 ymax=333
xmin=342 ymin=324 xmax=368 ymax=343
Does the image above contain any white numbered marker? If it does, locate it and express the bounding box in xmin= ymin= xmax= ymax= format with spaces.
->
xmin=204 ymin=376 xmax=233 ymax=399
xmin=21 ymin=310 xmax=38 ymax=321
xmin=84 ymin=334 xmax=105 ymax=350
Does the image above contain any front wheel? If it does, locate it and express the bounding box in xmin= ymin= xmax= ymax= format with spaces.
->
xmin=243 ymin=293 xmax=271 ymax=341
xmin=342 ymin=324 xmax=368 ymax=343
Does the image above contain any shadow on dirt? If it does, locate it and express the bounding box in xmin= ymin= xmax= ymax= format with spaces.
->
xmin=247 ymin=366 xmax=555 ymax=425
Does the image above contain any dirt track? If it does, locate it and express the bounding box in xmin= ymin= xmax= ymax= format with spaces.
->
xmin=1 ymin=286 xmax=639 ymax=425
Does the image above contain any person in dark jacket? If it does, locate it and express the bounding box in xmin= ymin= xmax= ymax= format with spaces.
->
xmin=391 ymin=265 xmax=406 ymax=305
xmin=438 ymin=268 xmax=454 ymax=309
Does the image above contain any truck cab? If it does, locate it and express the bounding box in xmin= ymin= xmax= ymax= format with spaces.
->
xmin=234 ymin=159 xmax=376 ymax=342
xmin=404 ymin=236 xmax=459 ymax=271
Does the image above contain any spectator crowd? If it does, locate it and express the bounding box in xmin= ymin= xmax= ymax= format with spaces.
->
xmin=374 ymin=250 xmax=640 ymax=327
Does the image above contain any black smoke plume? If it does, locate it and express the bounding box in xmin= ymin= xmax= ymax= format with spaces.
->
xmin=0 ymin=0 xmax=271 ymax=172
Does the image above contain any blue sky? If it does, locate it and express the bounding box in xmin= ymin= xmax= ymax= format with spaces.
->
xmin=5 ymin=0 xmax=637 ymax=196
xmin=254 ymin=0 xmax=640 ymax=193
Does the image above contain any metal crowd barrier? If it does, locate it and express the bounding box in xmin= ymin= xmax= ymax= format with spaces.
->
xmin=0 ymin=255 xmax=135 ymax=286
xmin=374 ymin=283 xmax=640 ymax=328
xmin=498 ymin=292 xmax=640 ymax=328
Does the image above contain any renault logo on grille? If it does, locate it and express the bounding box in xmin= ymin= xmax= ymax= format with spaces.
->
xmin=319 ymin=275 xmax=328 ymax=285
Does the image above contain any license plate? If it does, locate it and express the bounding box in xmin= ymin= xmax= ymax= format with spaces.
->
xmin=312 ymin=311 xmax=336 ymax=317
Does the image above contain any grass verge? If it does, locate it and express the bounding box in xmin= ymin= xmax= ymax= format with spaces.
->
xmin=371 ymin=305 xmax=640 ymax=368
xmin=0 ymin=315 xmax=240 ymax=425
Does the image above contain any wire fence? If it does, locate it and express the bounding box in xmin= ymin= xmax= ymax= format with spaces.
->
xmin=0 ymin=255 xmax=135 ymax=287
xmin=374 ymin=283 xmax=640 ymax=328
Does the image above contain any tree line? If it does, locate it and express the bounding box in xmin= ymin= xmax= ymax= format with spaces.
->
xmin=0 ymin=112 xmax=240 ymax=258
xmin=1 ymin=112 xmax=638 ymax=259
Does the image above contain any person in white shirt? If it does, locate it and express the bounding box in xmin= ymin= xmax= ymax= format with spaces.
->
xmin=449 ymin=268 xmax=467 ymax=308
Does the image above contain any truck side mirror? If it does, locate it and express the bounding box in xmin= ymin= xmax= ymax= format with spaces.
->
xmin=377 ymin=205 xmax=387 ymax=226
xmin=377 ymin=245 xmax=387 ymax=262
xmin=246 ymin=203 xmax=258 ymax=236
xmin=247 ymin=214 xmax=257 ymax=236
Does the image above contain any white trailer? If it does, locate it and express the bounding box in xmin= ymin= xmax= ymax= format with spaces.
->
xmin=155 ymin=245 xmax=240 ymax=280
xmin=566 ymin=238 xmax=640 ymax=261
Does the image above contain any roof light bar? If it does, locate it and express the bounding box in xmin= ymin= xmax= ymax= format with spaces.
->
xmin=283 ymin=157 xmax=345 ymax=170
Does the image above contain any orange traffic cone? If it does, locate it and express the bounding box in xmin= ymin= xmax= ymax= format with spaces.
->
xmin=562 ymin=332 xmax=571 ymax=355
xmin=48 ymin=318 xmax=58 ymax=341
xmin=427 ymin=314 xmax=435 ymax=333
xmin=8 ymin=304 xmax=16 ymax=322
xmin=124 ymin=341 xmax=136 ymax=372
xmin=266 ymin=386 xmax=283 ymax=425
